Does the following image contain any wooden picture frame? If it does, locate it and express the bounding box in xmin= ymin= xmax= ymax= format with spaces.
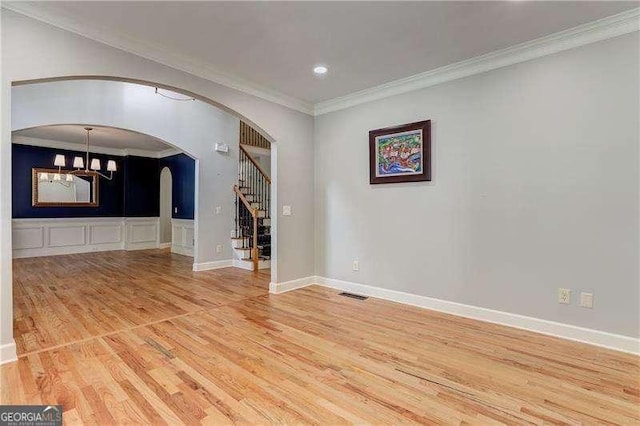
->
xmin=369 ymin=120 xmax=431 ymax=184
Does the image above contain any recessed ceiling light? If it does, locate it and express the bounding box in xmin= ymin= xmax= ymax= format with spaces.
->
xmin=313 ymin=65 xmax=328 ymax=75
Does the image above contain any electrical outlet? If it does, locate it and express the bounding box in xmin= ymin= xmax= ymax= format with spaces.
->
xmin=216 ymin=245 xmax=223 ymax=253
xmin=282 ymin=205 xmax=292 ymax=216
xmin=558 ymin=288 xmax=571 ymax=304
xmin=580 ymin=292 xmax=594 ymax=308
xmin=352 ymin=260 xmax=359 ymax=271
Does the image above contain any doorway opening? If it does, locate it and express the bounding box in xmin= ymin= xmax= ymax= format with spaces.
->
xmin=159 ymin=167 xmax=173 ymax=247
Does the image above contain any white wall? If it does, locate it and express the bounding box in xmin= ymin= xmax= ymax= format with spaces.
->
xmin=0 ymin=10 xmax=315 ymax=362
xmin=315 ymin=33 xmax=639 ymax=338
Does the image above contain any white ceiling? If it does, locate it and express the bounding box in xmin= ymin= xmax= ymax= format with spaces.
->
xmin=5 ymin=1 xmax=638 ymax=107
xmin=13 ymin=125 xmax=173 ymax=152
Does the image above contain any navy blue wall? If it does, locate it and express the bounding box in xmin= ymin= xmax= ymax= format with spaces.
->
xmin=159 ymin=154 xmax=195 ymax=220
xmin=12 ymin=144 xmax=125 ymax=218
xmin=12 ymin=145 xmax=195 ymax=220
xmin=123 ymin=156 xmax=160 ymax=217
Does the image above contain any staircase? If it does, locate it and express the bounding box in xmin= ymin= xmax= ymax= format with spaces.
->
xmin=232 ymin=137 xmax=271 ymax=271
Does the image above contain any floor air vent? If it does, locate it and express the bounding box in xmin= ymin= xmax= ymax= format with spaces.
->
xmin=339 ymin=292 xmax=368 ymax=300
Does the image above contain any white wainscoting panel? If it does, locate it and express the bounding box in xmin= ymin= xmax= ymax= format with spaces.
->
xmin=12 ymin=226 xmax=44 ymax=250
xmin=48 ymin=225 xmax=86 ymax=247
xmin=12 ymin=217 xmax=160 ymax=258
xmin=171 ymin=219 xmax=194 ymax=257
xmin=124 ymin=218 xmax=160 ymax=251
xmin=89 ymin=224 xmax=123 ymax=245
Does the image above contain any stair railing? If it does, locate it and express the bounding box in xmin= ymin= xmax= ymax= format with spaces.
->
xmin=235 ymin=146 xmax=270 ymax=271
xmin=240 ymin=121 xmax=271 ymax=149
xmin=239 ymin=145 xmax=270 ymax=219
xmin=234 ymin=185 xmax=259 ymax=271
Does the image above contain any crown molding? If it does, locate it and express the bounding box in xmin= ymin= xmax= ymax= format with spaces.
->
xmin=12 ymin=135 xmax=174 ymax=159
xmin=314 ymin=7 xmax=640 ymax=115
xmin=3 ymin=4 xmax=638 ymax=117
xmin=1 ymin=2 xmax=315 ymax=116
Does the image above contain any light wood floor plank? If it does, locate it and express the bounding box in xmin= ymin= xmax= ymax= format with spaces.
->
xmin=1 ymin=249 xmax=638 ymax=424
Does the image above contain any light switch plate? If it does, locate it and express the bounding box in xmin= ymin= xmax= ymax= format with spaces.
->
xmin=215 ymin=206 xmax=221 ymax=215
xmin=282 ymin=205 xmax=292 ymax=216
xmin=214 ymin=143 xmax=229 ymax=153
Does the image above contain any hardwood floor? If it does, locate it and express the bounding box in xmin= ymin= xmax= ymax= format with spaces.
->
xmin=2 ymin=250 xmax=638 ymax=424
xmin=11 ymin=250 xmax=268 ymax=355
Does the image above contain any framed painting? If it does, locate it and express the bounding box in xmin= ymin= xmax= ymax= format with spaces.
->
xmin=369 ymin=120 xmax=431 ymax=184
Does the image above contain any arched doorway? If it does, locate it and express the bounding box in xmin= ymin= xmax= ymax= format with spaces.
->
xmin=9 ymin=78 xmax=275 ymax=276
xmin=2 ymin=77 xmax=279 ymax=364
xmin=159 ymin=167 xmax=173 ymax=246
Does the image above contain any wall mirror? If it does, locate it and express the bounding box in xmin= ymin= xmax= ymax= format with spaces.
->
xmin=32 ymin=168 xmax=99 ymax=207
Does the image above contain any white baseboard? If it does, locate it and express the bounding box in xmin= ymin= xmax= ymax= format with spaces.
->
xmin=313 ymin=276 xmax=639 ymax=355
xmin=233 ymin=258 xmax=270 ymax=271
xmin=192 ymin=259 xmax=233 ymax=271
xmin=267 ymin=275 xmax=638 ymax=355
xmin=269 ymin=276 xmax=317 ymax=294
xmin=12 ymin=241 xmax=124 ymax=258
xmin=158 ymin=242 xmax=172 ymax=249
xmin=171 ymin=244 xmax=194 ymax=257
xmin=233 ymin=259 xmax=254 ymax=271
xmin=124 ymin=241 xmax=159 ymax=251
xmin=0 ymin=340 xmax=18 ymax=365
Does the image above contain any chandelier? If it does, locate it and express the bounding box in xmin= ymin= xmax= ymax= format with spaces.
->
xmin=48 ymin=127 xmax=117 ymax=181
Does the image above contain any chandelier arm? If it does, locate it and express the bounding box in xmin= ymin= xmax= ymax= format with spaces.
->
xmin=53 ymin=128 xmax=117 ymax=180
xmin=94 ymin=171 xmax=114 ymax=181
